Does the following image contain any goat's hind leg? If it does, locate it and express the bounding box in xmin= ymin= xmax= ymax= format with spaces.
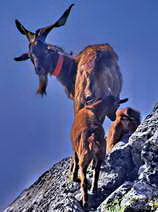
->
xmin=79 ymin=158 xmax=91 ymax=208
xmin=91 ymin=159 xmax=102 ymax=193
xmin=72 ymin=152 xmax=80 ymax=182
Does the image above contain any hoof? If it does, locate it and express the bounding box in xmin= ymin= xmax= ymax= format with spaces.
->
xmin=83 ymin=202 xmax=88 ymax=210
xmin=80 ymin=200 xmax=88 ymax=209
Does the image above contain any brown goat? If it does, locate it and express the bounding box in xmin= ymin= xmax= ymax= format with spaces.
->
xmin=70 ymin=97 xmax=124 ymax=207
xmin=74 ymin=44 xmax=124 ymax=122
xmin=106 ymin=107 xmax=141 ymax=153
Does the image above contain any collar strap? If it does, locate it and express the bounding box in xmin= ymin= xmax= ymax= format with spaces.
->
xmin=51 ymin=54 xmax=64 ymax=77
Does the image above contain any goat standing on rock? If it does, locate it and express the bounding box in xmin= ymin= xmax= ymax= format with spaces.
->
xmin=14 ymin=4 xmax=128 ymax=207
xmin=106 ymin=107 xmax=141 ymax=153
xmin=14 ymin=4 xmax=127 ymax=120
xmin=71 ymin=98 xmax=106 ymax=208
xmin=70 ymin=97 xmax=128 ymax=208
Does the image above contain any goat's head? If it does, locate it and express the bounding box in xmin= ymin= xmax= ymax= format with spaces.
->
xmin=14 ymin=4 xmax=74 ymax=95
xmin=86 ymin=96 xmax=128 ymax=122
xmin=116 ymin=107 xmax=141 ymax=129
xmin=106 ymin=97 xmax=129 ymax=121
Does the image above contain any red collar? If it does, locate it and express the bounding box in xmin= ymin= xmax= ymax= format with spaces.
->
xmin=51 ymin=54 xmax=64 ymax=77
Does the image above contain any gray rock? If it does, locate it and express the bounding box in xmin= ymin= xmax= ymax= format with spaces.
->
xmin=4 ymin=103 xmax=158 ymax=212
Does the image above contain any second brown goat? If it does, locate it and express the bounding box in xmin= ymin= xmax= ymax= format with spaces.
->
xmin=70 ymin=97 xmax=121 ymax=207
xmin=106 ymin=107 xmax=141 ymax=153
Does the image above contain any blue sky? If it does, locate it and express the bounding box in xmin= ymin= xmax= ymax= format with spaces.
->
xmin=1 ymin=0 xmax=158 ymax=210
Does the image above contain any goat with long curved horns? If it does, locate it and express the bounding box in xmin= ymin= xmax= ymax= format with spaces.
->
xmin=15 ymin=4 xmax=128 ymax=120
xmin=14 ymin=4 xmax=76 ymax=96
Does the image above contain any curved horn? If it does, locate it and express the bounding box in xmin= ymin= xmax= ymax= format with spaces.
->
xmin=36 ymin=4 xmax=74 ymax=41
xmin=15 ymin=19 xmax=35 ymax=42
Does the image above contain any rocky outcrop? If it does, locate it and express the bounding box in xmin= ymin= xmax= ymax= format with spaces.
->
xmin=4 ymin=103 xmax=158 ymax=212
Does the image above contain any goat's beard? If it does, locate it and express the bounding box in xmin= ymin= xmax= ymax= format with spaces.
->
xmin=36 ymin=75 xmax=48 ymax=96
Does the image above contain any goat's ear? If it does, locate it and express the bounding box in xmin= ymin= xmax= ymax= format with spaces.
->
xmin=119 ymin=98 xmax=128 ymax=104
xmin=14 ymin=53 xmax=30 ymax=61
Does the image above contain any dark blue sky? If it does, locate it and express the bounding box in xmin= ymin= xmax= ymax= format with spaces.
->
xmin=1 ymin=0 xmax=158 ymax=210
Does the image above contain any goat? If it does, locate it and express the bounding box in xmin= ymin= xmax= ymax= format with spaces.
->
xmin=70 ymin=97 xmax=127 ymax=207
xmin=14 ymin=4 xmax=76 ymax=97
xmin=106 ymin=107 xmax=141 ymax=153
xmin=74 ymin=44 xmax=124 ymax=117
xmin=14 ymin=5 xmax=127 ymax=120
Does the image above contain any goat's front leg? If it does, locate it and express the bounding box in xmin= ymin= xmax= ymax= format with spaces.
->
xmin=91 ymin=159 xmax=102 ymax=193
xmin=69 ymin=156 xmax=74 ymax=173
xmin=72 ymin=153 xmax=80 ymax=182
xmin=79 ymin=160 xmax=89 ymax=208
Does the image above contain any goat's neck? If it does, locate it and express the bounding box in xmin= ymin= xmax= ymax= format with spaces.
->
xmin=87 ymin=106 xmax=106 ymax=124
xmin=53 ymin=52 xmax=77 ymax=98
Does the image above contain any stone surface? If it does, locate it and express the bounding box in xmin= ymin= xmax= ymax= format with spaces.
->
xmin=4 ymin=103 xmax=158 ymax=212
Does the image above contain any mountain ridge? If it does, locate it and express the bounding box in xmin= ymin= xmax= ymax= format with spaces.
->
xmin=4 ymin=103 xmax=158 ymax=212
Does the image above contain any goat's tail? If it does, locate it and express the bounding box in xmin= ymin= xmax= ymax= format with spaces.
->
xmin=79 ymin=132 xmax=98 ymax=153
xmin=88 ymin=133 xmax=100 ymax=154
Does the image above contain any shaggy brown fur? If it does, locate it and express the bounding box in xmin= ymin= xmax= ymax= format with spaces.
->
xmin=106 ymin=107 xmax=141 ymax=153
xmin=15 ymin=4 xmax=124 ymax=113
xmin=71 ymin=98 xmax=106 ymax=207
xmin=74 ymin=44 xmax=123 ymax=122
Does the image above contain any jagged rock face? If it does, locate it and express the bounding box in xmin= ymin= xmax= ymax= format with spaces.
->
xmin=4 ymin=103 xmax=158 ymax=212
